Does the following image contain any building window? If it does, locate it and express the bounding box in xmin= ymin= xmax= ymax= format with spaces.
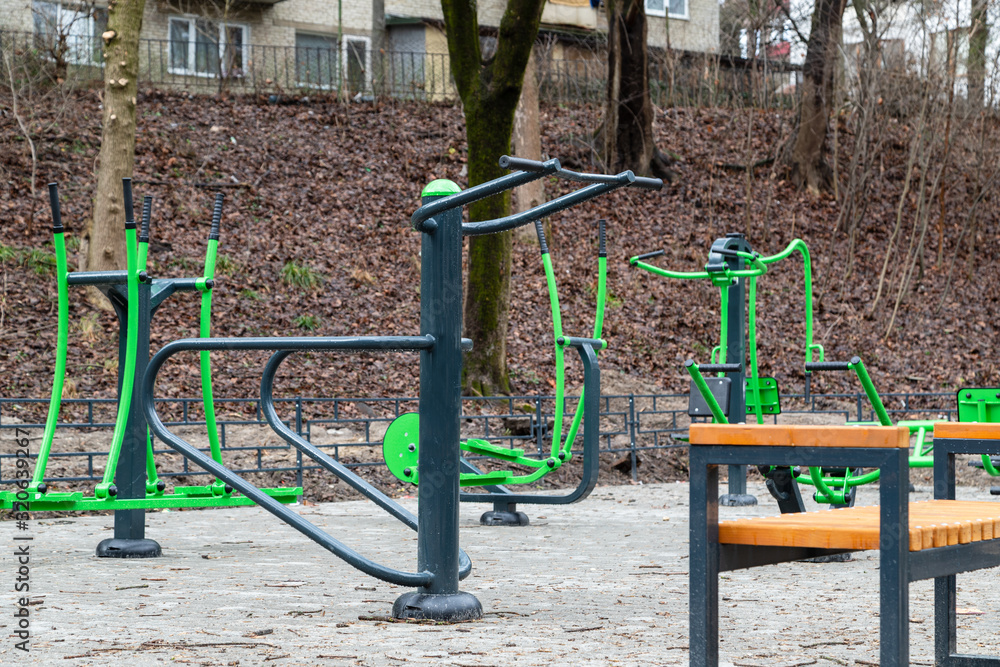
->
xmin=32 ymin=1 xmax=107 ymax=65
xmin=344 ymin=36 xmax=370 ymax=96
xmin=169 ymin=17 xmax=248 ymax=78
xmin=645 ymin=0 xmax=688 ymax=20
xmin=295 ymin=33 xmax=369 ymax=94
xmin=295 ymin=33 xmax=338 ymax=89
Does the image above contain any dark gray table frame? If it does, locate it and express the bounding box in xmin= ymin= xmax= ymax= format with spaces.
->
xmin=689 ymin=434 xmax=1000 ymax=666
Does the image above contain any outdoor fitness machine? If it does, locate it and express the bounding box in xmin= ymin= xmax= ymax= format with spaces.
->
xmin=630 ymin=233 xmax=779 ymax=506
xmin=140 ymin=156 xmax=660 ymax=621
xmin=382 ymin=211 xmax=611 ymax=526
xmin=0 ymin=179 xmax=299 ymax=558
xmin=631 ymin=235 xmax=934 ymax=510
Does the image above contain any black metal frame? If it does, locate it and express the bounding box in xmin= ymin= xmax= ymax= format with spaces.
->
xmin=139 ymin=156 xmax=660 ymax=621
xmin=689 ymin=432 xmax=1000 ymax=666
xmin=65 ymin=268 xmax=210 ymax=556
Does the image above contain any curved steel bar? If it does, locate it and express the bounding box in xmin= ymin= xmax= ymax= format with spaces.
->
xmin=410 ymin=159 xmax=560 ymax=231
xmin=461 ymin=177 xmax=635 ymax=237
xmin=260 ymin=350 xmax=473 ymax=581
xmin=141 ymin=336 xmax=434 ymax=587
xmin=460 ymin=339 xmax=600 ymax=505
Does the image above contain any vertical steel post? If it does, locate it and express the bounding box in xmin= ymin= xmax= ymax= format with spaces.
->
xmin=878 ymin=445 xmax=910 ymax=665
xmin=97 ymin=279 xmax=161 ymax=557
xmin=392 ymin=180 xmax=482 ymax=621
xmin=719 ymin=233 xmax=756 ymax=506
xmin=689 ymin=445 xmax=720 ymax=666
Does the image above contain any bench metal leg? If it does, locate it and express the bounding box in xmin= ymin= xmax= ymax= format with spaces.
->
xmin=936 ymin=574 xmax=958 ymax=664
xmin=879 ymin=446 xmax=910 ymax=667
xmin=936 ymin=573 xmax=1000 ymax=665
xmin=690 ymin=454 xmax=719 ymax=667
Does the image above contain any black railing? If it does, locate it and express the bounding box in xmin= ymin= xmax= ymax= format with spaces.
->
xmin=1 ymin=29 xmax=798 ymax=108
xmin=0 ymin=390 xmax=957 ymax=491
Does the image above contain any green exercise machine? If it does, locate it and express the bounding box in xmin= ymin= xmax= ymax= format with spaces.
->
xmin=1 ymin=179 xmax=299 ymax=557
xmin=630 ymin=234 xmax=933 ymax=510
xmin=382 ymin=216 xmax=610 ymax=525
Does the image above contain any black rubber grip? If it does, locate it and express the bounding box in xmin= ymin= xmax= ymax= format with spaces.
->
xmin=139 ymin=196 xmax=152 ymax=243
xmin=631 ymin=176 xmax=664 ymax=191
xmin=210 ymin=193 xmax=224 ymax=241
xmin=598 ymin=219 xmax=606 ymax=258
xmin=48 ymin=183 xmax=63 ymax=233
xmin=697 ymin=363 xmax=743 ymax=373
xmin=534 ymin=220 xmax=549 ymax=254
xmin=121 ymin=178 xmax=136 ymax=229
xmin=633 ymin=250 xmax=665 ymax=262
xmin=498 ymin=155 xmax=548 ymax=173
xmin=805 ymin=357 xmax=860 ymax=372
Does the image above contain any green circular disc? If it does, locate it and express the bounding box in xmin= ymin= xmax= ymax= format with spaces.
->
xmin=382 ymin=412 xmax=420 ymax=485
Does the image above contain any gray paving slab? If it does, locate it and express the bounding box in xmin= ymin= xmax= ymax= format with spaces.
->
xmin=2 ymin=481 xmax=999 ymax=666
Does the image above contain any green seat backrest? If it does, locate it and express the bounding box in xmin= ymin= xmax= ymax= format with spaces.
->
xmin=956 ymin=387 xmax=1000 ymax=423
xmin=746 ymin=377 xmax=781 ymax=416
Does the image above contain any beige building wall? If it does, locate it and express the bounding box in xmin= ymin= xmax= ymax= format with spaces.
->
xmin=647 ymin=0 xmax=720 ymax=53
xmin=422 ymin=23 xmax=452 ymax=102
xmin=1 ymin=0 xmax=33 ymax=32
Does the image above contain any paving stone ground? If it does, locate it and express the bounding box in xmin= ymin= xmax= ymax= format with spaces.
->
xmin=3 ymin=481 xmax=999 ymax=666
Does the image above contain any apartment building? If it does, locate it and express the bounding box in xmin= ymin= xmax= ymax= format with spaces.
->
xmin=0 ymin=0 xmax=720 ymax=95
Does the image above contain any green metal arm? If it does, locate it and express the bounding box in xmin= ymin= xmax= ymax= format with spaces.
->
xmin=850 ymin=358 xmax=892 ymax=426
xmin=758 ymin=239 xmax=824 ymax=366
xmin=200 ymin=194 xmax=226 ymax=494
xmin=30 ymin=185 xmax=70 ymax=493
xmin=96 ymin=180 xmax=141 ymax=499
xmin=538 ymin=220 xmax=607 ymax=462
xmin=559 ymin=235 xmax=607 ymax=461
xmin=683 ymin=361 xmax=729 ymax=424
xmin=136 ymin=195 xmax=164 ymax=495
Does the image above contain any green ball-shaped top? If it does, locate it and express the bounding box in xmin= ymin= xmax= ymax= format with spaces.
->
xmin=422 ymin=179 xmax=461 ymax=197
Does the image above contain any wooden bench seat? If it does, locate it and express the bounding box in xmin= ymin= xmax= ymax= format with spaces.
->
xmin=719 ymin=500 xmax=1000 ymax=551
xmin=687 ymin=422 xmax=1000 ymax=667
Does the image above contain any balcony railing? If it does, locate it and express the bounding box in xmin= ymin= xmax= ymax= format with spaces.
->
xmin=1 ymin=29 xmax=799 ymax=109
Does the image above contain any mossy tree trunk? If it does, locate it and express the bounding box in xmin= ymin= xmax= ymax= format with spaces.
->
xmin=967 ymin=0 xmax=988 ymax=110
xmin=441 ymin=0 xmax=546 ymax=395
xmin=86 ymin=0 xmax=146 ymax=306
xmin=604 ymin=0 xmax=674 ymax=179
xmin=786 ymin=0 xmax=846 ymax=195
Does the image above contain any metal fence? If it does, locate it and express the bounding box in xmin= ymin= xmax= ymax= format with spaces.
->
xmin=1 ymin=29 xmax=799 ymax=109
xmin=0 ymin=390 xmax=958 ymax=492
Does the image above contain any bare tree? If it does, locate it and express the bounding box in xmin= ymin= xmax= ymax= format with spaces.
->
xmin=441 ymin=0 xmax=546 ymax=395
xmin=967 ymin=0 xmax=989 ymax=109
xmin=786 ymin=0 xmax=847 ymax=194
xmin=85 ymin=0 xmax=147 ymax=299
xmin=603 ymin=0 xmax=673 ymax=178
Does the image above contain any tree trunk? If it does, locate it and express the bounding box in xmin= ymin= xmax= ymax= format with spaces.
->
xmin=967 ymin=0 xmax=988 ymax=110
xmin=604 ymin=0 xmax=674 ymax=179
xmin=512 ymin=49 xmax=542 ymax=216
xmin=464 ymin=113 xmax=516 ymax=395
xmin=86 ymin=0 xmax=146 ymax=306
xmin=441 ymin=0 xmax=546 ymax=395
xmin=787 ymin=0 xmax=845 ymax=195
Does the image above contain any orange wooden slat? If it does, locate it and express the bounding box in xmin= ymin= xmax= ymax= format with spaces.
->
xmin=934 ymin=422 xmax=1000 ymax=440
xmin=717 ymin=500 xmax=1000 ymax=551
xmin=689 ymin=424 xmax=909 ymax=448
